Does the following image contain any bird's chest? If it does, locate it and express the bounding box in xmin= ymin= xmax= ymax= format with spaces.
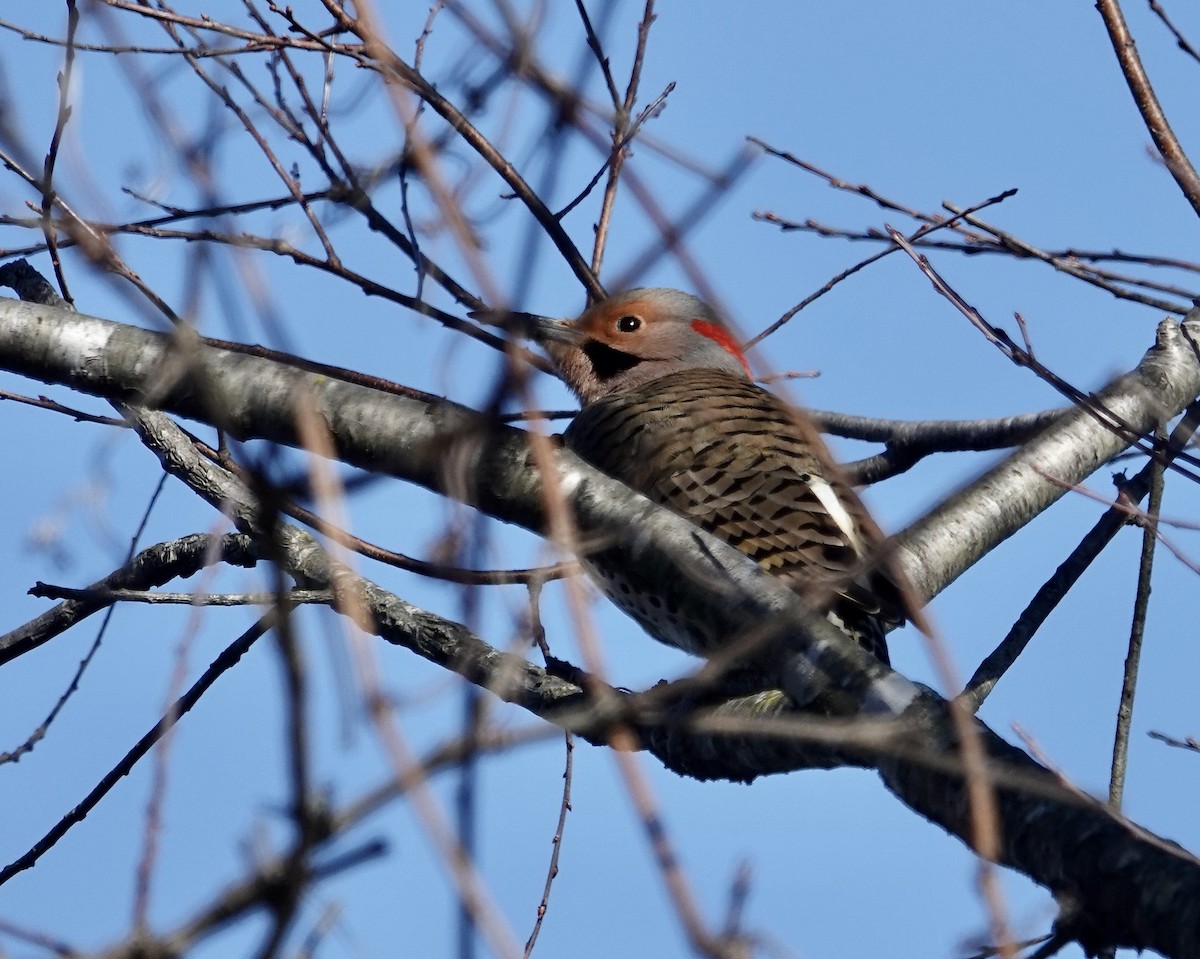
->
xmin=570 ymin=408 xmax=697 ymax=508
xmin=563 ymin=386 xmax=814 ymax=503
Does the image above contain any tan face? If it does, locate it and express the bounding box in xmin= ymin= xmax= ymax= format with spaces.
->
xmin=571 ymin=296 xmax=672 ymax=358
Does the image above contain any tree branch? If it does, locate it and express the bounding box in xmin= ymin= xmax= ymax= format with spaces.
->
xmin=1095 ymin=0 xmax=1200 ymax=220
xmin=897 ymin=312 xmax=1200 ymax=602
xmin=0 ymin=532 xmax=261 ymax=665
xmin=3 ymin=296 xmax=1196 ymax=612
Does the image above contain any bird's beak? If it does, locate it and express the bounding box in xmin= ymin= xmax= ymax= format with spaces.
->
xmin=527 ymin=315 xmax=585 ymax=346
xmin=468 ymin=308 xmax=583 ymax=346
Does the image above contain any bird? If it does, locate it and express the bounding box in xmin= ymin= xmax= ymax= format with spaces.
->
xmin=530 ymin=287 xmax=907 ymax=666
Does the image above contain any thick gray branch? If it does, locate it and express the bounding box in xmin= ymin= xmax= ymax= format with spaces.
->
xmin=898 ymin=315 xmax=1200 ymax=602
xmin=1 ymin=298 xmax=1196 ymax=607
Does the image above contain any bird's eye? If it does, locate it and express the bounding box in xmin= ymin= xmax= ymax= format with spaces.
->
xmin=615 ymin=315 xmax=641 ymax=333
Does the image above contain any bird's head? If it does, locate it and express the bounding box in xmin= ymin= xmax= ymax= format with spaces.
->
xmin=533 ymin=288 xmax=752 ymax=404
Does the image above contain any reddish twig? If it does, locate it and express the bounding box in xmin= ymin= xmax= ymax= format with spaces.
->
xmin=1095 ymin=0 xmax=1200 ymax=220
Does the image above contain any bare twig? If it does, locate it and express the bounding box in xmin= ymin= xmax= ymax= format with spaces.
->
xmin=1109 ymin=427 xmax=1166 ymax=808
xmin=887 ymin=227 xmax=1200 ymax=480
xmin=588 ymin=0 xmax=658 ymax=280
xmin=1 ymin=532 xmax=260 ymax=664
xmin=748 ymin=188 xmax=1018 ymax=347
xmin=963 ymin=401 xmax=1200 ymax=710
xmin=0 ymin=616 xmax=273 ymax=884
xmin=946 ymin=203 xmax=1188 ymax=314
xmin=37 ymin=0 xmax=79 ymax=304
xmin=1148 ymin=0 xmax=1200 ymax=66
xmin=523 ymin=732 xmax=573 ymax=957
xmin=1149 ymin=730 xmax=1200 ymax=752
xmin=1095 ymin=0 xmax=1200 ymax=219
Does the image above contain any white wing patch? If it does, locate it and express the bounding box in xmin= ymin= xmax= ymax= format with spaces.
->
xmin=804 ymin=473 xmax=867 ymax=557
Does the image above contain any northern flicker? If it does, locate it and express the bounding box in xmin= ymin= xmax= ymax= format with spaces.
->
xmin=531 ymin=287 xmax=906 ymax=665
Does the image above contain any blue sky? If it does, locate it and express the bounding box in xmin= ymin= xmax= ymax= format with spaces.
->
xmin=2 ymin=2 xmax=1200 ymax=956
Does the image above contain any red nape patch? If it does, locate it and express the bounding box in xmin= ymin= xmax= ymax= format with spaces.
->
xmin=691 ymin=320 xmax=752 ymax=377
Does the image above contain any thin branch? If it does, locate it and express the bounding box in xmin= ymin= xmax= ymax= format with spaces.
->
xmin=1109 ymin=426 xmax=1166 ymax=808
xmin=755 ymin=211 xmax=1194 ymax=312
xmin=748 ymin=188 xmax=1018 ymax=347
xmin=962 ymin=401 xmax=1200 ymax=710
xmin=1095 ymin=0 xmax=1200 ymax=219
xmin=523 ymin=733 xmax=573 ymax=956
xmin=37 ymin=0 xmax=79 ymax=305
xmin=0 ymin=387 xmax=127 ymax=426
xmin=1148 ymin=0 xmax=1200 ymax=66
xmin=588 ymin=0 xmax=658 ymax=280
xmin=946 ymin=203 xmax=1189 ymax=314
xmin=750 ymin=137 xmax=941 ymax=222
xmin=318 ymin=4 xmax=604 ymax=301
xmin=0 ymin=615 xmax=273 ymax=884
xmin=1149 ymin=730 xmax=1200 ymax=752
xmin=0 ymin=533 xmax=261 ymax=665
xmin=828 ymin=407 xmax=1080 ymax=486
xmin=0 ymin=474 xmax=168 ymax=765
xmin=82 ymin=223 xmax=535 ymax=364
xmin=574 ymin=0 xmax=621 ymax=106
xmin=887 ymin=228 xmax=1200 ymax=481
